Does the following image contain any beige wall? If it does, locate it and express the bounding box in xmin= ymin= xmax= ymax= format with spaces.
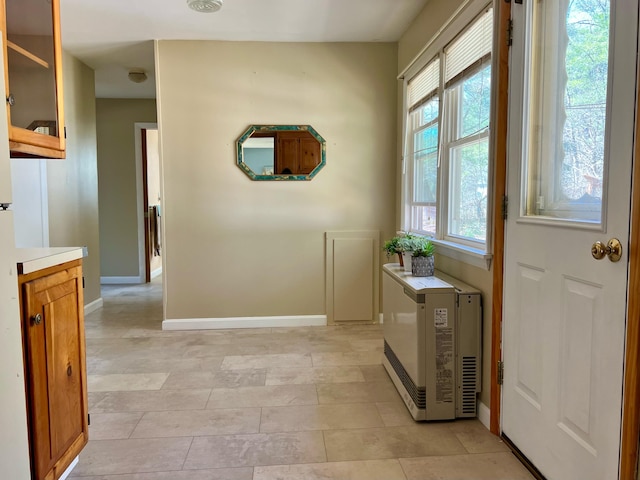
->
xmin=398 ymin=0 xmax=494 ymax=409
xmin=46 ymin=52 xmax=100 ymax=305
xmin=156 ymin=41 xmax=397 ymax=320
xmin=96 ymin=99 xmax=157 ymax=277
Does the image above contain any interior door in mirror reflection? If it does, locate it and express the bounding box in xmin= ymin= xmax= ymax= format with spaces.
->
xmin=236 ymin=125 xmax=326 ymax=181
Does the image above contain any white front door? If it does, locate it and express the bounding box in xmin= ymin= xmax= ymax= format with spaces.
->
xmin=502 ymin=1 xmax=638 ymax=479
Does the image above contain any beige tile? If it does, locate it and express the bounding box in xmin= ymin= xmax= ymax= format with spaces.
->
xmin=88 ymin=392 xmax=107 ymax=412
xmin=162 ymin=369 xmax=266 ymax=389
xmin=317 ymin=381 xmax=399 ymax=404
xmin=375 ymin=401 xmax=415 ymax=427
xmin=312 ymin=351 xmax=382 ymax=367
xmin=130 ymin=408 xmax=261 ymax=438
xmin=254 ymin=459 xmax=407 ymax=480
xmin=359 ymin=365 xmax=393 ymax=383
xmin=399 ymin=452 xmax=535 ymax=480
xmin=184 ymin=432 xmax=326 ymax=469
xmin=88 ymin=412 xmax=143 ymax=440
xmin=69 ymin=468 xmax=253 ymax=480
xmin=88 ymin=373 xmax=169 ymax=392
xmin=447 ymin=419 xmax=510 ymax=454
xmin=207 ymin=384 xmax=317 ymax=408
xmin=324 ymin=424 xmax=467 ymax=461
xmin=260 ymin=403 xmax=384 ymax=432
xmin=71 ymin=437 xmax=193 ymax=476
xmin=91 ymin=389 xmax=211 ymax=413
xmin=221 ymin=354 xmax=312 ymax=370
xmin=87 ymin=356 xmax=224 ymax=375
xmin=349 ymin=338 xmax=384 ymax=351
xmin=266 ymin=366 xmax=365 ymax=385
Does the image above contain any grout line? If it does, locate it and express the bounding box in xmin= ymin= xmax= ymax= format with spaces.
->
xmin=128 ymin=411 xmax=146 ymax=439
xmin=179 ymin=436 xmax=195 ymax=470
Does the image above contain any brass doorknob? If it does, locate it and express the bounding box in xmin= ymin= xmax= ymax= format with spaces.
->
xmin=591 ymin=238 xmax=622 ymax=262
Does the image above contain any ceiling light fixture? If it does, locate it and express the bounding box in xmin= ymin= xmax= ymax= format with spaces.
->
xmin=128 ymin=69 xmax=148 ymax=84
xmin=187 ymin=0 xmax=223 ymax=13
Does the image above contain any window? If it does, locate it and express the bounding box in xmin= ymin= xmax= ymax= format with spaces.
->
xmin=523 ymin=0 xmax=610 ymax=224
xmin=403 ymin=7 xmax=493 ymax=254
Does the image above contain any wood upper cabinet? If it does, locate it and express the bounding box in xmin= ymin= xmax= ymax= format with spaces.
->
xmin=19 ymin=260 xmax=88 ymax=480
xmin=1 ymin=0 xmax=65 ymax=159
xmin=276 ymin=131 xmax=321 ymax=175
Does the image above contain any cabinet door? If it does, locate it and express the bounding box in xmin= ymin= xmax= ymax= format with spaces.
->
xmin=3 ymin=0 xmax=65 ymax=158
xmin=276 ymin=137 xmax=299 ymax=174
xmin=23 ymin=265 xmax=87 ymax=479
xmin=299 ymin=137 xmax=320 ymax=174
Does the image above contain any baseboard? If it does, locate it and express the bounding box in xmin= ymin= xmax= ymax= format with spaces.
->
xmin=100 ymin=276 xmax=143 ymax=284
xmin=150 ymin=267 xmax=163 ymax=279
xmin=84 ymin=298 xmax=103 ymax=315
xmin=163 ymin=315 xmax=327 ymax=331
xmin=59 ymin=456 xmax=78 ymax=480
xmin=477 ymin=400 xmax=491 ymax=429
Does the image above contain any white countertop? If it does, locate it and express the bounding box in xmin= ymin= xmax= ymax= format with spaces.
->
xmin=16 ymin=247 xmax=85 ymax=275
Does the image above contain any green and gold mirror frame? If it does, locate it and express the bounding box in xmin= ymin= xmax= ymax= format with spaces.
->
xmin=236 ymin=125 xmax=326 ymax=181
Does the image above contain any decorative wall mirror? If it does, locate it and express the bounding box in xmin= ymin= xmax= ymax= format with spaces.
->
xmin=236 ymin=125 xmax=326 ymax=181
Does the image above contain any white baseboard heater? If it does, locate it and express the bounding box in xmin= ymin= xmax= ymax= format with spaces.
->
xmin=382 ymin=264 xmax=482 ymax=421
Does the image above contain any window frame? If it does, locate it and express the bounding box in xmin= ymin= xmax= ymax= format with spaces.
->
xmin=400 ymin=1 xmax=496 ymax=269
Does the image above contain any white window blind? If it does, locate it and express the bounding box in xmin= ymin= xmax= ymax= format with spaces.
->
xmin=407 ymin=57 xmax=440 ymax=109
xmin=445 ymin=9 xmax=493 ymax=83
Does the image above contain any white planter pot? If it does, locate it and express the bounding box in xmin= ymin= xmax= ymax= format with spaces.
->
xmin=401 ymin=251 xmax=413 ymax=272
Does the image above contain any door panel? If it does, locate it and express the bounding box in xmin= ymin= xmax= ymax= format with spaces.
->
xmin=502 ymin=1 xmax=638 ymax=479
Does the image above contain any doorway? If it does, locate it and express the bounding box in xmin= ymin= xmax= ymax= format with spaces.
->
xmin=135 ymin=123 xmax=162 ymax=283
xmin=500 ymin=1 xmax=637 ymax=479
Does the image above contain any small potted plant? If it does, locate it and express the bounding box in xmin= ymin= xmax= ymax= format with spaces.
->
xmin=411 ymin=238 xmax=435 ymax=277
xmin=383 ymin=236 xmax=404 ymax=266
xmin=397 ymin=235 xmax=417 ymax=272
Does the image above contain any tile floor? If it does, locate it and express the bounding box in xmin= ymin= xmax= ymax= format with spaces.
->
xmin=69 ymin=278 xmax=534 ymax=480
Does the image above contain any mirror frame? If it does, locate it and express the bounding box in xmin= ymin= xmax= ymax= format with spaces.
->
xmin=236 ymin=125 xmax=326 ymax=181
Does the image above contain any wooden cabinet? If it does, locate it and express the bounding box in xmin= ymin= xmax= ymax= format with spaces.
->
xmin=19 ymin=260 xmax=88 ymax=480
xmin=1 ymin=0 xmax=65 ymax=159
xmin=276 ymin=131 xmax=321 ymax=175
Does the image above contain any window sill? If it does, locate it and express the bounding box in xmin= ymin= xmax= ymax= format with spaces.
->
xmin=429 ymin=238 xmax=492 ymax=270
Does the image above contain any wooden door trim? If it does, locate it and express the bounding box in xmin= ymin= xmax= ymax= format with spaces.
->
xmin=489 ymin=0 xmax=510 ymax=435
xmin=619 ymin=48 xmax=640 ymax=480
xmin=141 ymin=129 xmax=151 ymax=283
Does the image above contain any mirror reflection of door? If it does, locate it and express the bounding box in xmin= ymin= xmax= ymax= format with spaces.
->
xmin=142 ymin=128 xmax=162 ymax=283
xmin=242 ymin=134 xmax=275 ymax=175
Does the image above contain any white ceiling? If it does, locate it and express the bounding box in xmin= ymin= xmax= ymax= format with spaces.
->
xmin=59 ymin=0 xmax=430 ymax=98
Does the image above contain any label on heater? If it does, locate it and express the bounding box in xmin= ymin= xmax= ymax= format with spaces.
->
xmin=434 ymin=308 xmax=448 ymax=328
xmin=435 ymin=326 xmax=454 ymax=404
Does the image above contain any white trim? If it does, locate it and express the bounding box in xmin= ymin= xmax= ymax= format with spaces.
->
xmin=477 ymin=401 xmax=491 ymax=429
xmin=400 ymin=0 xmax=488 ymax=80
xmin=58 ymin=456 xmax=78 ymax=480
xmin=150 ymin=267 xmax=162 ymax=279
xmin=379 ymin=313 xmax=384 ymax=324
xmin=100 ymin=276 xmax=143 ymax=285
xmin=38 ymin=160 xmax=49 ymax=247
xmin=162 ymin=315 xmax=327 ymax=331
xmin=134 ymin=122 xmax=158 ymax=283
xmin=84 ymin=298 xmax=103 ymax=315
xmin=432 ymin=238 xmax=493 ymax=270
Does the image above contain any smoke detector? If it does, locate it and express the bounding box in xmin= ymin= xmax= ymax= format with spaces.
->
xmin=187 ymin=0 xmax=223 ymax=13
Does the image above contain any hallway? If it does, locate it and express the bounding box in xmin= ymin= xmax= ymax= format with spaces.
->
xmin=69 ymin=280 xmax=533 ymax=479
